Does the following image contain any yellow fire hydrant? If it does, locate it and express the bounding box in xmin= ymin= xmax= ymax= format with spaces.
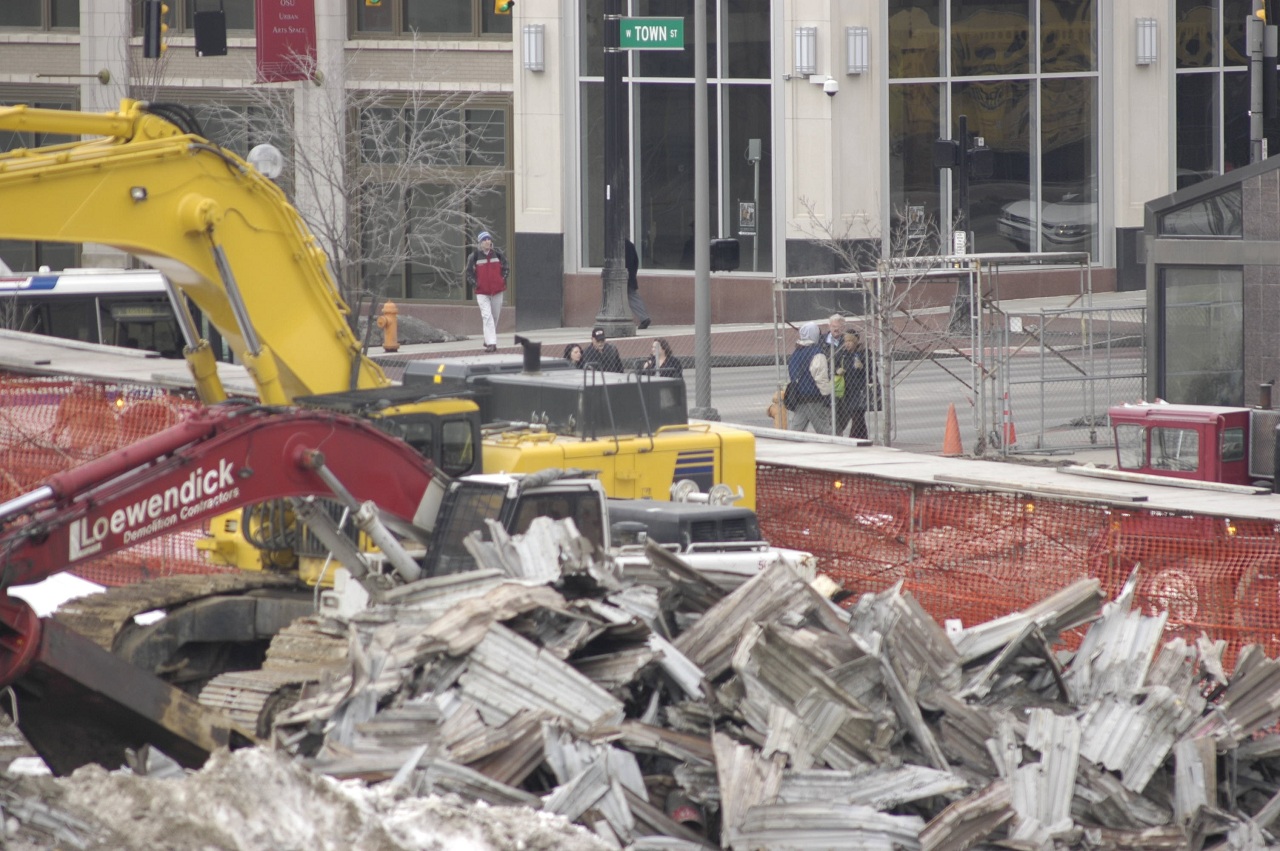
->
xmin=376 ymin=300 xmax=400 ymax=353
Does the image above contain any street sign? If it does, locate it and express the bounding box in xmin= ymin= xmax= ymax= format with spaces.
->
xmin=620 ymin=17 xmax=684 ymax=50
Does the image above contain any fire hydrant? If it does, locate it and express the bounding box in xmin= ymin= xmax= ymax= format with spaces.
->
xmin=376 ymin=300 xmax=400 ymax=353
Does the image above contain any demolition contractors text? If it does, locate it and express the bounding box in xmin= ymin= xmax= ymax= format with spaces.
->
xmin=69 ymin=458 xmax=241 ymax=560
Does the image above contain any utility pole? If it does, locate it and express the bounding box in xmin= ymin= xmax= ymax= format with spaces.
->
xmin=1249 ymin=1 xmax=1277 ymax=163
xmin=690 ymin=0 xmax=717 ymax=419
xmin=597 ymin=0 xmax=633 ymax=337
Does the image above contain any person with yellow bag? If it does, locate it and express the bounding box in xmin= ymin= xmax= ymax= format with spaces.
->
xmin=832 ymin=330 xmax=872 ymax=439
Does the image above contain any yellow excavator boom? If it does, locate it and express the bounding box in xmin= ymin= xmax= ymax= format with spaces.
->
xmin=0 ymin=100 xmax=388 ymax=403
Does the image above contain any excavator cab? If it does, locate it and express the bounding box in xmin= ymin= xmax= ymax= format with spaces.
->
xmin=297 ymin=387 xmax=483 ymax=479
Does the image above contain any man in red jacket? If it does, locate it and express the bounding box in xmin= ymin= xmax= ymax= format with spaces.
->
xmin=465 ymin=231 xmax=509 ymax=353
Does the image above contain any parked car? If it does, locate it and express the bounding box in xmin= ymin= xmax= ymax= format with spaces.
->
xmin=996 ymin=191 xmax=1095 ymax=251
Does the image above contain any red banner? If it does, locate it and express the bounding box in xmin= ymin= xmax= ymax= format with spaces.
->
xmin=255 ymin=0 xmax=317 ymax=83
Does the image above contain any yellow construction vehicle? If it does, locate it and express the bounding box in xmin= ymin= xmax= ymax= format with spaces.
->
xmin=0 ymin=100 xmax=755 ymax=578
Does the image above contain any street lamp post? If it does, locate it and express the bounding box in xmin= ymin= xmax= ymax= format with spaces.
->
xmin=597 ymin=0 xmax=634 ymax=337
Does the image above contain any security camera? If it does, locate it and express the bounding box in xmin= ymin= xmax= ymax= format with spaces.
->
xmin=823 ymin=77 xmax=839 ymax=97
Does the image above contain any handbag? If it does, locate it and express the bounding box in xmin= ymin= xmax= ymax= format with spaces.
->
xmin=782 ymin=382 xmax=799 ymax=411
xmin=833 ymin=373 xmax=846 ymax=400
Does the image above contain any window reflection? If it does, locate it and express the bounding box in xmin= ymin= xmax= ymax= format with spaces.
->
xmin=1041 ymin=0 xmax=1095 ymax=73
xmin=950 ymin=0 xmax=1030 ymax=77
xmin=953 ymin=80 xmax=1030 ymax=253
xmin=1160 ymin=268 xmax=1243 ymax=405
xmin=889 ymin=1 xmax=942 ymax=79
xmin=637 ymin=85 xmax=720 ymax=270
xmin=891 ymin=4 xmax=1097 ymax=258
xmin=1157 ymin=187 xmax=1243 ymax=236
xmin=890 ymin=83 xmax=942 ymax=253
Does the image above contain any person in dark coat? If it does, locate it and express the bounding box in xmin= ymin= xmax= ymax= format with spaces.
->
xmin=563 ymin=342 xmax=584 ymax=368
xmin=639 ymin=337 xmax=682 ymax=378
xmin=626 ymin=239 xmax=651 ymax=329
xmin=832 ymin=330 xmax=871 ymax=439
xmin=582 ymin=326 xmax=624 ymax=372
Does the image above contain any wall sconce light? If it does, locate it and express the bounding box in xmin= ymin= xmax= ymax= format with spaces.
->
xmin=523 ymin=23 xmax=545 ymax=72
xmin=846 ymin=26 xmax=869 ymax=75
xmin=1135 ymin=18 xmax=1157 ymax=66
xmin=794 ymin=27 xmax=817 ymax=77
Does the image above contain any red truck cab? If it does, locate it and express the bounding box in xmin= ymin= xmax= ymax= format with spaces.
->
xmin=1108 ymin=402 xmax=1252 ymax=485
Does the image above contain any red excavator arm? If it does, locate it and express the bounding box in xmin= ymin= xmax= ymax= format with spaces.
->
xmin=0 ymin=402 xmax=436 ymax=684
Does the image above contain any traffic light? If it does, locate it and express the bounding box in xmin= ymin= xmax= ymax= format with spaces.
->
xmin=143 ymin=0 xmax=169 ymax=59
xmin=494 ymin=0 xmax=514 ymax=13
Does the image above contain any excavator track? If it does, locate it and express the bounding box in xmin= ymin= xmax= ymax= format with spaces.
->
xmin=52 ymin=572 xmax=302 ymax=653
xmin=198 ymin=615 xmax=351 ymax=738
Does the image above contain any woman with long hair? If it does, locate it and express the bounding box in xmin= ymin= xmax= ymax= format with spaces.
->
xmin=640 ymin=338 xmax=683 ymax=378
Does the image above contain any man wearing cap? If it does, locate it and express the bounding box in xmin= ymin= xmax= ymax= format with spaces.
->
xmin=582 ymin=327 xmax=624 ymax=373
xmin=785 ymin=321 xmax=833 ymax=433
xmin=465 ymin=230 xmax=509 ymax=353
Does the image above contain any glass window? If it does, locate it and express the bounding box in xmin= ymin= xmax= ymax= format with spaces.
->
xmin=637 ymin=84 xmax=719 ymax=270
xmin=889 ymin=1 xmax=942 ymax=79
xmin=1176 ymin=0 xmax=1271 ymax=174
xmin=1151 ymin=427 xmax=1200 ymax=472
xmin=1222 ymin=426 xmax=1245 ymax=462
xmin=0 ymin=3 xmax=41 ymax=28
xmin=185 ymin=0 xmax=253 ymax=30
xmin=636 ymin=0 xmax=716 ymax=79
xmin=441 ymin=419 xmax=477 ymax=476
xmin=724 ymin=0 xmax=768 ymax=79
xmin=1157 ymin=187 xmax=1243 ymax=236
xmin=892 ymin=5 xmax=1097 ymax=259
xmin=1041 ymin=1 xmax=1095 ymax=73
xmin=1177 ymin=0 xmax=1218 ymax=69
xmin=407 ymin=0 xmax=470 ymax=34
xmin=581 ymin=0 xmax=604 ymax=76
xmin=578 ymin=1 xmax=767 ymax=273
xmin=953 ymin=79 xmax=1030 ymax=253
xmin=466 ymin=109 xmax=506 ymax=167
xmin=1039 ymin=76 xmax=1098 ymax=256
xmin=353 ymin=0 xmax=510 ymax=37
xmin=1160 ymin=267 xmax=1243 ymax=405
xmin=951 ymin=0 xmax=1030 ymax=77
xmin=133 ymin=0 xmax=251 ymax=34
xmin=889 ymin=83 xmax=943 ymax=254
xmin=1115 ymin=424 xmax=1147 ymax=470
xmin=356 ymin=100 xmax=509 ymax=302
xmin=724 ymin=85 xmax=772 ymax=272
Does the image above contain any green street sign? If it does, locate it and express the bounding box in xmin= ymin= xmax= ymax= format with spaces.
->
xmin=620 ymin=17 xmax=685 ymax=50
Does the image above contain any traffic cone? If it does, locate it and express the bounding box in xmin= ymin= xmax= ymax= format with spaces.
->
xmin=942 ymin=403 xmax=963 ymax=456
xmin=1002 ymin=391 xmax=1017 ymax=447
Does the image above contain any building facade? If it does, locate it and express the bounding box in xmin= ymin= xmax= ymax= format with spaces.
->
xmin=0 ymin=1 xmax=1273 ymax=333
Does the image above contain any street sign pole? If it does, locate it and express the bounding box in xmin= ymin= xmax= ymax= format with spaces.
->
xmin=597 ymin=0 xmax=632 ymax=337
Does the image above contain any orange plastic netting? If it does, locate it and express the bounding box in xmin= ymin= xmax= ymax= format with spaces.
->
xmin=3 ymin=372 xmax=1279 ymax=667
xmin=756 ymin=463 xmax=1280 ymax=669
xmin=0 ymin=375 xmax=222 ymax=585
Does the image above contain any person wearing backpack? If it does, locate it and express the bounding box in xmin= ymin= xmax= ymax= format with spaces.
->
xmin=785 ymin=322 xmax=832 ymax=433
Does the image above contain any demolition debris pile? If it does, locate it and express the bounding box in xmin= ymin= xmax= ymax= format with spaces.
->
xmin=8 ymin=517 xmax=1280 ymax=849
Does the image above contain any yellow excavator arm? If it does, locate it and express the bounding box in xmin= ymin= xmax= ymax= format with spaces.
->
xmin=0 ymin=100 xmax=389 ymax=403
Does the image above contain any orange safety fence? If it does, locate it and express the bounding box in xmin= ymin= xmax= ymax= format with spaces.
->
xmin=0 ymin=373 xmax=224 ymax=586
xmin=5 ymin=372 xmax=1280 ymax=669
xmin=756 ymin=463 xmax=1280 ymax=670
